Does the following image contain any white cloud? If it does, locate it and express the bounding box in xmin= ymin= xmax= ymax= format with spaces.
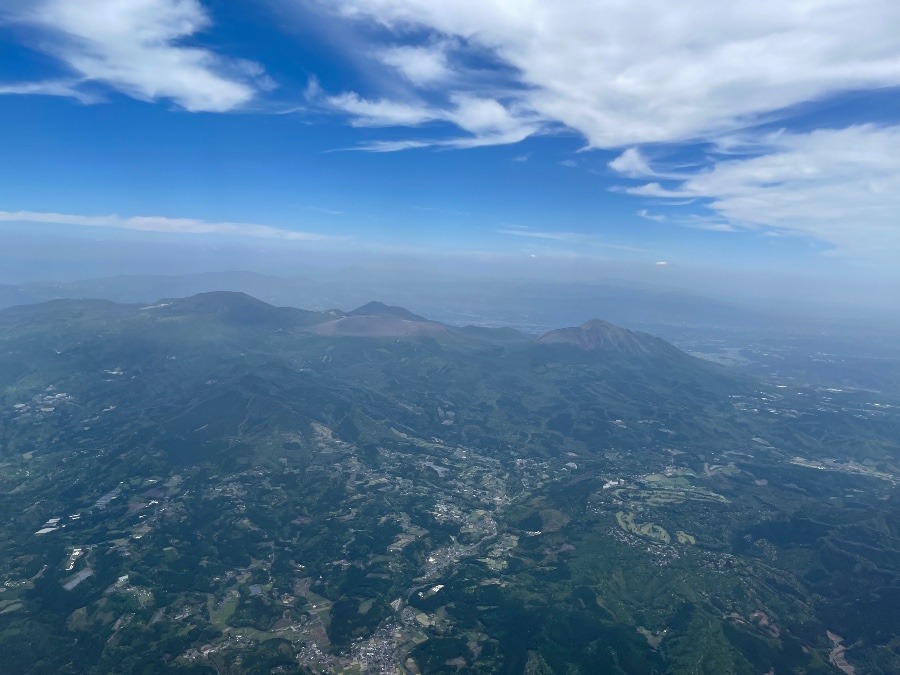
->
xmin=6 ymin=0 xmax=263 ymax=112
xmin=326 ymin=91 xmax=538 ymax=148
xmin=497 ymin=228 xmax=588 ymax=244
xmin=624 ymin=183 xmax=695 ymax=199
xmin=448 ymin=95 xmax=521 ymax=135
xmin=306 ymin=1 xmax=900 ymax=257
xmin=497 ymin=227 xmax=647 ymax=252
xmin=636 ymin=209 xmax=666 ymax=223
xmin=304 ymin=76 xmax=323 ymax=100
xmin=319 ymin=0 xmax=900 ymax=147
xmin=440 ymin=95 xmax=539 ymax=148
xmin=379 ymin=44 xmax=452 ymax=85
xmin=326 ymin=92 xmax=438 ymax=126
xmin=609 ymin=148 xmax=655 ymax=178
xmin=354 ymin=139 xmax=433 ymax=152
xmin=0 ymin=79 xmax=97 ymax=103
xmin=618 ymin=125 xmax=900 ymax=255
xmin=439 ymin=126 xmax=537 ymax=149
xmin=674 ymin=216 xmax=738 ymax=233
xmin=0 ymin=211 xmax=337 ymax=241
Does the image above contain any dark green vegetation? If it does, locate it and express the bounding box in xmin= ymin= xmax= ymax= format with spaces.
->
xmin=0 ymin=292 xmax=897 ymax=673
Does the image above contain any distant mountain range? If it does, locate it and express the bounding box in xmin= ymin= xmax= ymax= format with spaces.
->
xmin=0 ymin=270 xmax=785 ymax=336
xmin=142 ymin=292 xmax=701 ymax=364
xmin=0 ymin=293 xmax=749 ymax=468
xmin=0 ymin=290 xmax=741 ymax=415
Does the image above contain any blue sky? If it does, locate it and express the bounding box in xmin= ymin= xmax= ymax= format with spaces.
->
xmin=1 ymin=1 xmax=899 ymax=307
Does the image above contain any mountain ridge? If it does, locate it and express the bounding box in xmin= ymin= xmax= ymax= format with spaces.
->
xmin=0 ymin=292 xmax=731 ymax=383
xmin=0 ymin=291 xmax=695 ymax=361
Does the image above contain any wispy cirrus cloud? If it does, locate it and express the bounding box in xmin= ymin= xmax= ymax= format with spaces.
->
xmin=0 ymin=210 xmax=338 ymax=241
xmin=0 ymin=78 xmax=98 ymax=104
xmin=1 ymin=0 xmax=266 ymax=112
xmin=611 ymin=124 xmax=900 ymax=255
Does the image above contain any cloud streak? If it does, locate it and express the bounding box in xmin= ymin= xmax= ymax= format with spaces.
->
xmin=0 ymin=211 xmax=338 ymax=241
xmin=497 ymin=227 xmax=648 ymax=252
xmin=0 ymin=78 xmax=98 ymax=104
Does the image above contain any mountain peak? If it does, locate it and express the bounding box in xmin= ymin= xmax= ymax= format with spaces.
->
xmin=535 ymin=318 xmax=678 ymax=357
xmin=161 ymin=292 xmax=324 ymax=327
xmin=168 ymin=291 xmax=269 ymax=310
xmin=348 ymin=301 xmax=425 ymax=322
xmin=311 ymin=301 xmax=443 ymax=337
xmin=579 ymin=318 xmax=620 ymax=332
